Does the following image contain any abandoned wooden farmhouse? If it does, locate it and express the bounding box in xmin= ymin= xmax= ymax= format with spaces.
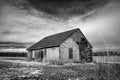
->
xmin=27 ymin=28 xmax=93 ymax=62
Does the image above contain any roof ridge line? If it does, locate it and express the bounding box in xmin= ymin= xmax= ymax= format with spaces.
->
xmin=45 ymin=28 xmax=79 ymax=38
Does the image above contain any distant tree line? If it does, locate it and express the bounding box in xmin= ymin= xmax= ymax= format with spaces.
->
xmin=1 ymin=51 xmax=120 ymax=57
xmin=0 ymin=52 xmax=27 ymax=57
xmin=93 ymin=51 xmax=120 ymax=56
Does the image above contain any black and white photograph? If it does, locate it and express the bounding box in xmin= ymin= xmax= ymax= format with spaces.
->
xmin=0 ymin=0 xmax=120 ymax=80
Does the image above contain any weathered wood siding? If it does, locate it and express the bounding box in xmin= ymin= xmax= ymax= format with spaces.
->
xmin=59 ymin=38 xmax=79 ymax=62
xmin=46 ymin=47 xmax=59 ymax=61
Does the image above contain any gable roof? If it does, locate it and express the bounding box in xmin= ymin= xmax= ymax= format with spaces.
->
xmin=27 ymin=28 xmax=92 ymax=50
xmin=27 ymin=28 xmax=78 ymax=50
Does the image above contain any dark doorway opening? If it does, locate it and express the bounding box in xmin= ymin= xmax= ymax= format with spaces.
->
xmin=40 ymin=51 xmax=44 ymax=60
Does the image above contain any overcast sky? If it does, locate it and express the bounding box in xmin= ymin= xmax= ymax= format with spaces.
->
xmin=0 ymin=0 xmax=120 ymax=51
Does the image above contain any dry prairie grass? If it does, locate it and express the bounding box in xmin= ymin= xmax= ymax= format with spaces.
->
xmin=0 ymin=60 xmax=120 ymax=80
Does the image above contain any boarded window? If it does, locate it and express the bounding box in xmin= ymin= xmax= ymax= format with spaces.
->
xmin=69 ymin=48 xmax=73 ymax=59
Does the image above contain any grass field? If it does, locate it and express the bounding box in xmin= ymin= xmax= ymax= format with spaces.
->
xmin=93 ymin=56 xmax=120 ymax=63
xmin=0 ymin=58 xmax=120 ymax=80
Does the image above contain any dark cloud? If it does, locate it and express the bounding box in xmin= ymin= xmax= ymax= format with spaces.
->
xmin=0 ymin=0 xmax=115 ymax=19
xmin=28 ymin=0 xmax=111 ymax=18
xmin=0 ymin=0 xmax=31 ymax=11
